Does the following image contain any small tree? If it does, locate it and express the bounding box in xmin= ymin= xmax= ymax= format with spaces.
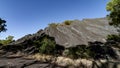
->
xmin=106 ymin=0 xmax=120 ymax=43
xmin=39 ymin=36 xmax=56 ymax=55
xmin=0 ymin=18 xmax=7 ymax=33
xmin=106 ymin=0 xmax=120 ymax=32
xmin=33 ymin=35 xmax=56 ymax=55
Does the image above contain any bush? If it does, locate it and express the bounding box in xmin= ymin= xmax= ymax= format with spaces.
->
xmin=48 ymin=23 xmax=59 ymax=28
xmin=39 ymin=36 xmax=56 ymax=55
xmin=66 ymin=47 xmax=78 ymax=59
xmin=33 ymin=35 xmax=56 ymax=55
xmin=64 ymin=45 xmax=90 ymax=59
xmin=76 ymin=45 xmax=90 ymax=58
xmin=63 ymin=42 xmax=117 ymax=59
xmin=107 ymin=34 xmax=120 ymax=42
xmin=0 ymin=36 xmax=14 ymax=45
xmin=87 ymin=45 xmax=106 ymax=59
xmin=63 ymin=20 xmax=73 ymax=25
xmin=33 ymin=35 xmax=65 ymax=56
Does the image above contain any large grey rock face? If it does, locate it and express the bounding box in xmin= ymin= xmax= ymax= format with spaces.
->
xmin=9 ymin=18 xmax=117 ymax=48
xmin=45 ymin=18 xmax=117 ymax=48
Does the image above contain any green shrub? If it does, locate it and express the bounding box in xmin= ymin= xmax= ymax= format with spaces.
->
xmin=107 ymin=34 xmax=120 ymax=42
xmin=64 ymin=44 xmax=115 ymax=59
xmin=33 ymin=35 xmax=56 ymax=55
xmin=0 ymin=36 xmax=14 ymax=45
xmin=67 ymin=47 xmax=77 ymax=59
xmin=65 ymin=45 xmax=90 ymax=59
xmin=48 ymin=23 xmax=59 ymax=28
xmin=87 ymin=45 xmax=106 ymax=59
xmin=63 ymin=20 xmax=73 ymax=25
xmin=107 ymin=34 xmax=120 ymax=49
xmin=39 ymin=36 xmax=56 ymax=54
xmin=76 ymin=45 xmax=90 ymax=58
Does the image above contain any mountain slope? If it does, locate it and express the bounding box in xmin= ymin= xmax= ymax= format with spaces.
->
xmin=45 ymin=18 xmax=117 ymax=47
xmin=10 ymin=18 xmax=117 ymax=48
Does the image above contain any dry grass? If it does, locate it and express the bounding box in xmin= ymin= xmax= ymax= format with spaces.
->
xmin=56 ymin=57 xmax=93 ymax=67
xmin=26 ymin=54 xmax=93 ymax=67
xmin=25 ymin=53 xmax=54 ymax=62
xmin=22 ymin=54 xmax=109 ymax=68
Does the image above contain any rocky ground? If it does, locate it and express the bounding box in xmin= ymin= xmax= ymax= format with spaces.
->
xmin=0 ymin=56 xmax=63 ymax=68
xmin=0 ymin=53 xmax=120 ymax=68
xmin=0 ymin=57 xmax=120 ymax=68
xmin=0 ymin=50 xmax=63 ymax=68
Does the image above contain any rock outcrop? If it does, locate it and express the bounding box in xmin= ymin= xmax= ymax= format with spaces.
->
xmin=11 ymin=18 xmax=118 ymax=48
xmin=45 ymin=18 xmax=118 ymax=47
xmin=0 ymin=18 xmax=119 ymax=56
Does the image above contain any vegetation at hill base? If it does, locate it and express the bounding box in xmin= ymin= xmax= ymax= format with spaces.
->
xmin=31 ymin=35 xmax=118 ymax=60
xmin=63 ymin=41 xmax=118 ymax=59
xmin=0 ymin=36 xmax=14 ymax=45
xmin=107 ymin=34 xmax=120 ymax=42
xmin=32 ymin=35 xmax=64 ymax=56
xmin=33 ymin=35 xmax=56 ymax=55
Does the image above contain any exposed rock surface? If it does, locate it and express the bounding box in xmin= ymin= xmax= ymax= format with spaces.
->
xmin=45 ymin=18 xmax=117 ymax=47
xmin=0 ymin=57 xmax=63 ymax=68
xmin=10 ymin=18 xmax=117 ymax=48
xmin=0 ymin=18 xmax=118 ymax=56
xmin=0 ymin=30 xmax=45 ymax=54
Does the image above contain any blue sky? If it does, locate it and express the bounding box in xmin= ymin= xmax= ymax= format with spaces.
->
xmin=0 ymin=0 xmax=108 ymax=40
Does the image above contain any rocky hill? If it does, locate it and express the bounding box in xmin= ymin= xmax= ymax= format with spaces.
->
xmin=45 ymin=18 xmax=118 ymax=47
xmin=11 ymin=18 xmax=117 ymax=48
xmin=0 ymin=18 xmax=120 ymax=68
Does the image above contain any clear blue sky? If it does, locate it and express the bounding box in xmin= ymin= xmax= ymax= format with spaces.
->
xmin=0 ymin=0 xmax=108 ymax=40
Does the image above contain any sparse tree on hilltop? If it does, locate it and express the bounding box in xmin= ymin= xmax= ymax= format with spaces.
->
xmin=0 ymin=18 xmax=7 ymax=33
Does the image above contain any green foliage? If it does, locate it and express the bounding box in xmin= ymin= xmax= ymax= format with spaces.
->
xmin=63 ymin=42 xmax=118 ymax=59
xmin=0 ymin=18 xmax=7 ymax=33
xmin=63 ymin=20 xmax=73 ymax=25
xmin=65 ymin=45 xmax=90 ymax=59
xmin=107 ymin=34 xmax=120 ymax=49
xmin=106 ymin=0 xmax=120 ymax=53
xmin=107 ymin=34 xmax=120 ymax=41
xmin=33 ymin=35 xmax=56 ymax=55
xmin=106 ymin=0 xmax=120 ymax=11
xmin=106 ymin=0 xmax=120 ymax=29
xmin=88 ymin=45 xmax=105 ymax=59
xmin=48 ymin=23 xmax=59 ymax=28
xmin=66 ymin=47 xmax=78 ymax=59
xmin=39 ymin=36 xmax=56 ymax=54
xmin=0 ymin=35 xmax=14 ymax=45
